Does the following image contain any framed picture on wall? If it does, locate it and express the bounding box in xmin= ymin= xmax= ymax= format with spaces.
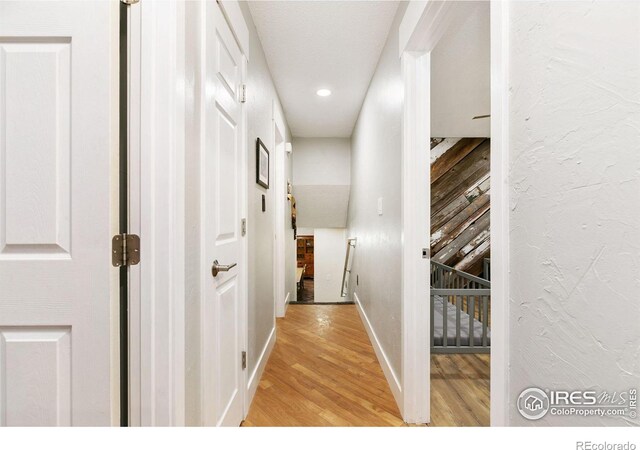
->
xmin=256 ymin=138 xmax=270 ymax=189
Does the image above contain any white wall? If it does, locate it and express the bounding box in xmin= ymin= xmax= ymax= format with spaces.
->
xmin=297 ymin=227 xmax=315 ymax=236
xmin=313 ymin=228 xmax=348 ymax=303
xmin=292 ymin=137 xmax=351 ymax=228
xmin=239 ymin=1 xmax=293 ymax=383
xmin=506 ymin=1 xmax=640 ymax=426
xmin=346 ymin=4 xmax=407 ymax=381
xmin=431 ymin=1 xmax=490 ymax=138
xmin=292 ymin=137 xmax=351 ymax=185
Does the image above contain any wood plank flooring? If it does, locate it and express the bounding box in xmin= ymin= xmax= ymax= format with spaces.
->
xmin=297 ymin=278 xmax=314 ymax=303
xmin=431 ymin=353 xmax=490 ymax=426
xmin=243 ymin=304 xmax=489 ymax=427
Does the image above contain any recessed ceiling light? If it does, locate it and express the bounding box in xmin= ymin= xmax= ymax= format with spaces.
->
xmin=316 ymin=89 xmax=332 ymax=97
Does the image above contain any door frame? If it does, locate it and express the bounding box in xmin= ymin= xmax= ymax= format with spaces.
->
xmin=488 ymin=0 xmax=510 ymax=427
xmin=273 ymin=101 xmax=287 ymax=317
xmin=127 ymin=0 xmax=186 ymax=426
xmin=240 ymin=53 xmax=250 ymax=421
xmin=128 ymin=0 xmax=250 ymax=427
xmin=400 ymin=50 xmax=431 ymax=424
xmin=399 ymin=1 xmax=509 ymax=425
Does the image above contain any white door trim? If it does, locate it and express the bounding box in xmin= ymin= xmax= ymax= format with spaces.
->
xmin=128 ymin=0 xmax=186 ymax=426
xmin=399 ymin=0 xmax=510 ymax=425
xmin=240 ymin=53 xmax=250 ymax=420
xmin=489 ymin=0 xmax=510 ymax=427
xmin=126 ymin=1 xmax=142 ymax=425
xmin=399 ymin=1 xmax=465 ymax=56
xmin=399 ymin=0 xmax=461 ymax=425
xmin=273 ymin=100 xmax=287 ymax=318
xmin=401 ymin=51 xmax=431 ymax=424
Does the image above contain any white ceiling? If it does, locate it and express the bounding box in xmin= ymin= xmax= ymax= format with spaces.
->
xmin=248 ymin=1 xmax=399 ymax=138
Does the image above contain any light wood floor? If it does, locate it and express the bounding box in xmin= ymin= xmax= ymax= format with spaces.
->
xmin=430 ymin=353 xmax=490 ymax=426
xmin=243 ymin=304 xmax=489 ymax=427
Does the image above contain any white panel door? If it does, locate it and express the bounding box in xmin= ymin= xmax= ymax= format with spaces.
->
xmin=0 ymin=2 xmax=115 ymax=425
xmin=202 ymin=2 xmax=245 ymax=427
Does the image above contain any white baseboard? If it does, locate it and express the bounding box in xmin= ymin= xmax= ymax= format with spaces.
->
xmin=353 ymin=292 xmax=403 ymax=410
xmin=246 ymin=326 xmax=276 ymax=410
xmin=284 ymin=291 xmax=290 ymax=314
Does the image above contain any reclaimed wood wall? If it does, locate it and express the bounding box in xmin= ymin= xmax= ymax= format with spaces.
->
xmin=430 ymin=137 xmax=490 ymax=276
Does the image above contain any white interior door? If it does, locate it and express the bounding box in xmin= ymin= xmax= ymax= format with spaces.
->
xmin=0 ymin=1 xmax=117 ymax=426
xmin=202 ymin=1 xmax=246 ymax=427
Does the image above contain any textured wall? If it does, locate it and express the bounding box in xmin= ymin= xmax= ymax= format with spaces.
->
xmin=507 ymin=1 xmax=640 ymax=426
xmin=346 ymin=3 xmax=408 ymax=380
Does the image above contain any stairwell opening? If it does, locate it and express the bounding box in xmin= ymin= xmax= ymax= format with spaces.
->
xmin=428 ymin=0 xmax=491 ymax=427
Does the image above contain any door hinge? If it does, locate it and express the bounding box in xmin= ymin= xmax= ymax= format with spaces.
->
xmin=241 ymin=218 xmax=247 ymax=236
xmin=121 ymin=0 xmax=139 ymax=5
xmin=112 ymin=233 xmax=141 ymax=267
xmin=241 ymin=351 xmax=247 ymax=370
xmin=240 ymin=84 xmax=247 ymax=103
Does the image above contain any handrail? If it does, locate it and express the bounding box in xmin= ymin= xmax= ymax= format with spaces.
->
xmin=430 ymin=260 xmax=490 ymax=289
xmin=431 ymin=288 xmax=490 ymax=296
xmin=340 ymin=238 xmax=357 ymax=297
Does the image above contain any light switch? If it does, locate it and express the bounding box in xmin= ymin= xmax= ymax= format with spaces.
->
xmin=377 ymin=197 xmax=383 ymax=215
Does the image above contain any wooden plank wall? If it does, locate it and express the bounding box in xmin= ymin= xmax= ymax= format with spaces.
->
xmin=430 ymin=138 xmax=490 ymax=276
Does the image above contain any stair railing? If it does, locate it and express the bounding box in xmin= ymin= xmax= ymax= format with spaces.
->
xmin=430 ymin=260 xmax=491 ymax=354
xmin=340 ymin=238 xmax=357 ymax=297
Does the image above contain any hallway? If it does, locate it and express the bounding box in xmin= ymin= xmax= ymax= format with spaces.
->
xmin=243 ymin=305 xmax=489 ymax=427
xmin=243 ymin=304 xmax=404 ymax=426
